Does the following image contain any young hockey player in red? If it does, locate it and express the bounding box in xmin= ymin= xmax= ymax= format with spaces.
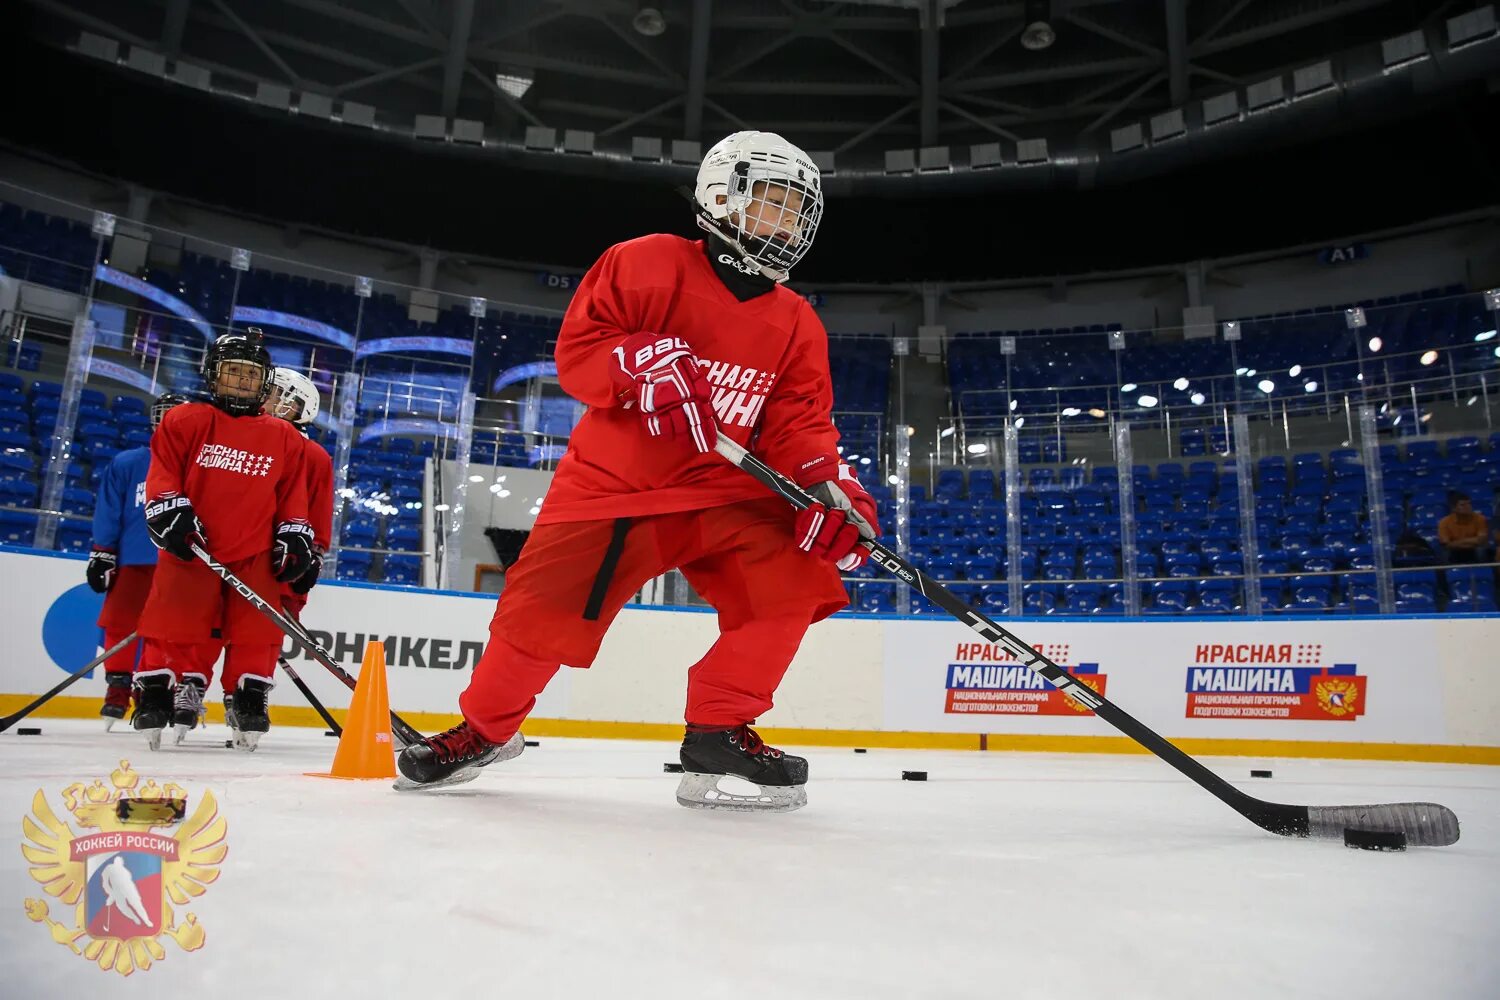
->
xmin=87 ymin=392 xmax=191 ymax=729
xmin=397 ymin=132 xmax=880 ymax=810
xmin=131 ymin=329 xmax=314 ymax=750
xmin=263 ymin=368 xmax=333 ymax=619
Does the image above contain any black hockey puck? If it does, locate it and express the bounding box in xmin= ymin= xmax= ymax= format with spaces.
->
xmin=1250 ymin=769 xmax=1273 ymax=778
xmin=16 ymin=727 xmax=41 ymax=736
xmin=853 ymin=748 xmax=867 ymax=754
xmin=663 ymin=762 xmax=684 ymax=773
xmin=901 ymin=770 xmax=927 ymax=781
xmin=1343 ymin=828 xmax=1407 ymax=852
xmin=525 ymin=740 xmax=539 ymax=747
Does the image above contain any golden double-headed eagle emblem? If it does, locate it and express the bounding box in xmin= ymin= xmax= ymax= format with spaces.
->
xmin=20 ymin=759 xmax=227 ymax=976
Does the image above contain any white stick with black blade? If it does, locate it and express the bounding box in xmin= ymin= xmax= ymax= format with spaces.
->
xmin=713 ymin=430 xmax=1460 ymax=847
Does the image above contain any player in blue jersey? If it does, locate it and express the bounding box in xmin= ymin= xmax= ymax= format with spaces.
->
xmin=88 ymin=392 xmax=191 ymax=729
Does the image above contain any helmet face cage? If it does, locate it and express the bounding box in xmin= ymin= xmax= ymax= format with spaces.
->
xmin=202 ymin=331 xmax=272 ymax=416
xmin=150 ymin=393 xmax=192 ymax=430
xmin=695 ymin=131 xmax=822 ymax=281
xmin=724 ymin=165 xmax=822 ymax=275
xmin=266 ymin=368 xmax=321 ymax=427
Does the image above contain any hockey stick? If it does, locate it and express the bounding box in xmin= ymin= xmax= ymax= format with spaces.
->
xmin=278 ymin=657 xmax=342 ymax=737
xmin=714 ymin=430 xmax=1460 ymax=847
xmin=0 ymin=632 xmax=140 ymax=733
xmin=189 ymin=544 xmax=423 ymax=747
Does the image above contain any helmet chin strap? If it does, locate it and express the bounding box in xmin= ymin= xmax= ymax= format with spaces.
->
xmin=695 ymin=214 xmax=789 ymax=284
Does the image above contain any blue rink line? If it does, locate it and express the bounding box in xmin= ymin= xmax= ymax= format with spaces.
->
xmin=7 ymin=544 xmax=1498 ymax=622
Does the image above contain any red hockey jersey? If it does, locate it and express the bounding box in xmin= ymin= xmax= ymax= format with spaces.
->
xmin=300 ymin=433 xmax=335 ymax=551
xmin=540 ymin=235 xmax=839 ymax=524
xmin=146 ymin=402 xmax=309 ymax=562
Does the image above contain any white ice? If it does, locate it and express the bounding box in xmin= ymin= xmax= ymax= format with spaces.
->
xmin=3 ymin=718 xmax=1497 ymax=999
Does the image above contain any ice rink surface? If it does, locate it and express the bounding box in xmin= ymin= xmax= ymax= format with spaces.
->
xmin=2 ymin=719 xmax=1497 ymax=999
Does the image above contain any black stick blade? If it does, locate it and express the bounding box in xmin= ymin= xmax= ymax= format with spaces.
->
xmin=1307 ymin=803 xmax=1460 ymax=847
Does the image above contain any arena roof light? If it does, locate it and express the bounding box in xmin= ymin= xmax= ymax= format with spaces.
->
xmin=1137 ymin=394 xmax=1159 ymax=408
xmin=1420 ymin=350 xmax=1439 ymax=365
xmin=967 ymin=443 xmax=989 ymax=455
xmin=1120 ymin=382 xmax=1138 ymax=392
xmin=495 ymin=72 xmax=533 ymax=99
xmin=1288 ymin=364 xmax=1302 ymax=377
xmin=1061 ymin=407 xmax=1081 ymax=417
xmin=1257 ymin=379 xmax=1275 ymax=393
xmin=1189 ymin=392 xmax=1205 ymax=405
xmin=1475 ymin=330 xmax=1497 ymax=342
xmin=1173 ymin=377 xmax=1190 ymax=390
xmin=1367 ymin=336 xmax=1383 ymax=353
xmin=1305 ymin=381 xmax=1319 ymax=392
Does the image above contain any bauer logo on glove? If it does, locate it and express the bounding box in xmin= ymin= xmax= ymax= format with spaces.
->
xmin=609 ymin=330 xmax=718 ymax=454
xmin=145 ymin=493 xmax=207 ymax=561
xmin=792 ymin=455 xmax=880 ymax=571
xmin=272 ymin=520 xmax=316 ymax=582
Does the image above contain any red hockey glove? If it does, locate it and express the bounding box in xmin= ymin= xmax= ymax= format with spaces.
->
xmin=145 ymin=493 xmax=206 ymax=561
xmin=793 ymin=456 xmax=881 ymax=571
xmin=86 ymin=547 xmax=118 ymax=593
xmin=272 ymin=520 xmax=316 ymax=583
xmin=609 ymin=331 xmax=717 ymax=454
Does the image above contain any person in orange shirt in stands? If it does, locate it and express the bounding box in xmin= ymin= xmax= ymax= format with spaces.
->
xmin=1437 ymin=493 xmax=1488 ymax=565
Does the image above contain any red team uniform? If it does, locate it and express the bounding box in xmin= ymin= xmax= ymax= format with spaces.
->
xmin=264 ymin=366 xmax=332 ymax=617
xmin=132 ymin=331 xmax=315 ymax=749
xmin=398 ymin=131 xmax=879 ymax=811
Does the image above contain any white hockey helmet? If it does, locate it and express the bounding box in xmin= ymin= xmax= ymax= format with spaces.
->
xmin=266 ymin=367 xmax=321 ymax=426
xmin=693 ymin=131 xmax=822 ymax=283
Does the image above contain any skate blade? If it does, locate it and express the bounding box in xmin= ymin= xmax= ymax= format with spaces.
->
xmin=174 ymin=723 xmax=192 ymax=746
xmin=675 ymin=772 xmax=807 ymax=813
xmin=392 ymin=732 xmax=526 ymax=791
xmin=233 ymin=731 xmax=263 ymax=751
xmin=104 ymin=718 xmax=116 ymax=733
xmin=142 ymin=728 xmax=163 ymax=752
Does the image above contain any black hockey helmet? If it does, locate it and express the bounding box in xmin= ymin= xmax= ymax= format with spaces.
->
xmin=150 ymin=392 xmax=193 ymax=430
xmin=202 ymin=328 xmax=272 ymax=416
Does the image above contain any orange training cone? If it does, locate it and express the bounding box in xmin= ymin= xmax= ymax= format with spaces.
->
xmin=308 ymin=641 xmax=397 ymax=780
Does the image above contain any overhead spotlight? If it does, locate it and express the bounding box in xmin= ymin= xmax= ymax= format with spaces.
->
xmin=1088 ymin=408 xmax=1106 ymax=419
xmin=1020 ymin=0 xmax=1056 ymax=50
xmin=1120 ymin=382 xmax=1138 ymax=393
xmin=1061 ymin=407 xmax=1081 ymax=417
xmin=939 ymin=426 xmax=955 ymax=439
xmin=1234 ymin=367 xmax=1248 ymax=376
xmin=846 ymin=454 xmax=860 ymax=462
xmin=1288 ymin=365 xmax=1302 ymax=377
xmin=859 ymin=457 xmax=871 ymax=466
xmin=1467 ymin=396 xmax=1479 ymax=406
xmin=887 ymin=474 xmax=900 ymax=485
xmin=1137 ymin=394 xmax=1159 ymax=408
xmin=1173 ymin=377 xmax=1190 ymax=391
xmin=1257 ymin=379 xmax=1275 ymax=393
xmin=967 ymin=443 xmax=989 ymax=455
xmin=1420 ymin=350 xmax=1438 ymax=366
xmin=1392 ymin=415 xmax=1402 ymax=426
xmin=1189 ymin=392 xmax=1206 ymax=405
xmin=1494 ymin=346 xmax=1500 ymax=358
xmin=1476 ymin=330 xmax=1498 ymax=342
xmin=1367 ymin=336 xmax=1382 ymax=353
xmin=1009 ymin=399 xmax=1018 ymax=411
xmin=1245 ymin=369 xmax=1257 ymax=377
xmin=632 ymin=4 xmax=667 ymax=36
xmin=1305 ymin=381 xmax=1319 ymax=392
xmin=1014 ymin=417 xmax=1025 ymax=428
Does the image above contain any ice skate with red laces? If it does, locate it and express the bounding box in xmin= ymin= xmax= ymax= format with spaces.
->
xmin=677 ymin=723 xmax=808 ymax=812
xmin=394 ymin=721 xmax=525 ymax=790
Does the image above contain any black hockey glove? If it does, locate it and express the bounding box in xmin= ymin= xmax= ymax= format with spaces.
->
xmin=272 ymin=520 xmax=316 ymax=582
xmin=145 ymin=494 xmax=206 ymax=561
xmin=86 ymin=547 xmax=118 ymax=592
xmin=289 ymin=546 xmax=323 ymax=595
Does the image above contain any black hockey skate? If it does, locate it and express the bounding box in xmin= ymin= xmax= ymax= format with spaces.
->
xmin=394 ymin=721 xmax=525 ymax=790
xmin=101 ymin=672 xmax=132 ymax=731
xmin=172 ymin=676 xmax=207 ymax=745
xmin=677 ymin=724 xmax=808 ymax=813
xmin=225 ymin=676 xmax=273 ymax=751
xmin=131 ymin=674 xmax=174 ymax=751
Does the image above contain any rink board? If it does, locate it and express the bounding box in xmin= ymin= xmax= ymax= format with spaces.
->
xmin=4 ymin=548 xmax=1498 ymax=762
